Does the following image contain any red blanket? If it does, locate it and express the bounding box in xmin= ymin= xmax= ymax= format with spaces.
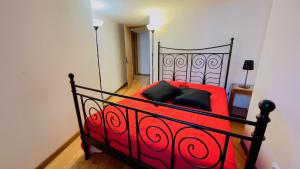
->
xmin=84 ymin=81 xmax=236 ymax=169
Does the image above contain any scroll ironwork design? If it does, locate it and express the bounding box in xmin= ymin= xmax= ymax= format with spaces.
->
xmin=82 ymin=97 xmax=130 ymax=149
xmin=190 ymin=54 xmax=224 ymax=85
xmin=103 ymin=104 xmax=129 ymax=149
xmin=104 ymin=105 xmax=128 ymax=135
xmin=138 ymin=115 xmax=173 ymax=169
xmin=82 ymin=98 xmax=105 ymax=140
xmin=83 ymin=98 xmax=103 ymax=128
xmin=161 ymin=53 xmax=225 ymax=86
xmin=158 ymin=39 xmax=233 ymax=88
xmin=162 ymin=54 xmax=188 ymax=82
xmin=137 ymin=115 xmax=224 ymax=169
xmin=174 ymin=127 xmax=223 ymax=169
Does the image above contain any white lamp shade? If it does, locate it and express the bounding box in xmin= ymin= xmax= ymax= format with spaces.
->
xmin=147 ymin=24 xmax=157 ymax=31
xmin=93 ymin=19 xmax=103 ymax=27
xmin=147 ymin=11 xmax=162 ymax=31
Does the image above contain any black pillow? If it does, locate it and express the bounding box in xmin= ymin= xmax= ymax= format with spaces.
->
xmin=173 ymin=87 xmax=211 ymax=111
xmin=142 ymin=81 xmax=179 ymax=102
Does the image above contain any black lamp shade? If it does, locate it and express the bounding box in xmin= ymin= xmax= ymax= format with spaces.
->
xmin=243 ymin=60 xmax=254 ymax=70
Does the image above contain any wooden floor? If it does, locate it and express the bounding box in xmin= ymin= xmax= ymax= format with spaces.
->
xmin=45 ymin=75 xmax=246 ymax=169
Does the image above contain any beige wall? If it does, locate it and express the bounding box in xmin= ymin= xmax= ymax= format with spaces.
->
xmin=152 ymin=0 xmax=272 ymax=89
xmin=0 ymin=0 xmax=125 ymax=168
xmin=94 ymin=16 xmax=127 ymax=96
xmin=246 ymin=0 xmax=300 ymax=168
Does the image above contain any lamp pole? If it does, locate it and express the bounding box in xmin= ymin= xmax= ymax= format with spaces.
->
xmin=93 ymin=26 xmax=104 ymax=101
xmin=151 ymin=30 xmax=155 ymax=83
xmin=244 ymin=70 xmax=249 ymax=88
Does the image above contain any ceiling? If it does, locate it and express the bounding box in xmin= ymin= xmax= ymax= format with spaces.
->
xmin=91 ymin=0 xmax=223 ymax=26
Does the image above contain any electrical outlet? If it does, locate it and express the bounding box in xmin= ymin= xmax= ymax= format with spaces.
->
xmin=272 ymin=162 xmax=280 ymax=169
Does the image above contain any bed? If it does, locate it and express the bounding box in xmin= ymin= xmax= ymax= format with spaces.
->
xmin=69 ymin=38 xmax=275 ymax=169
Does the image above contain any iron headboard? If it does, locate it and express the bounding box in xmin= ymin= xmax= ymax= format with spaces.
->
xmin=158 ymin=38 xmax=234 ymax=89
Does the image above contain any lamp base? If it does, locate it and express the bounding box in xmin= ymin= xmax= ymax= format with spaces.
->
xmin=239 ymin=84 xmax=251 ymax=89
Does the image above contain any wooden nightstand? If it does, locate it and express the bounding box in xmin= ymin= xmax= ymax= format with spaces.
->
xmin=228 ymin=83 xmax=254 ymax=119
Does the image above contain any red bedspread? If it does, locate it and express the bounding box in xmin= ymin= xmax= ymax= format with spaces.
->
xmin=84 ymin=81 xmax=236 ymax=169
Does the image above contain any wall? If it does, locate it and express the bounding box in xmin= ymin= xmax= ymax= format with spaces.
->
xmin=0 ymin=0 xmax=125 ymax=168
xmin=137 ymin=32 xmax=150 ymax=75
xmin=246 ymin=0 xmax=300 ymax=168
xmin=93 ymin=15 xmax=127 ymax=95
xmin=151 ymin=0 xmax=272 ymax=92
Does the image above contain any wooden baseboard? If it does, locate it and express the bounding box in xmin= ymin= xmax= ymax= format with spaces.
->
xmin=35 ymin=131 xmax=79 ymax=169
xmin=137 ymin=73 xmax=150 ymax=76
xmin=105 ymin=82 xmax=128 ymax=101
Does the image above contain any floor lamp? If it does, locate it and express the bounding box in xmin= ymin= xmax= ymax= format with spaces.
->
xmin=147 ymin=10 xmax=162 ymax=83
xmin=147 ymin=25 xmax=159 ymax=83
xmin=150 ymin=29 xmax=155 ymax=83
xmin=93 ymin=19 xmax=104 ymax=100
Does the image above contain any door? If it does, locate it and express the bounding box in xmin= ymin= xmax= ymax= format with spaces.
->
xmin=123 ymin=25 xmax=134 ymax=87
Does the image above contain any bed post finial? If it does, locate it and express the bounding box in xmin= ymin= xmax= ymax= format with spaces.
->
xmin=244 ymin=100 xmax=275 ymax=169
xmin=231 ymin=37 xmax=234 ymax=42
xmin=68 ymin=73 xmax=74 ymax=81
xmin=259 ymin=100 xmax=275 ymax=117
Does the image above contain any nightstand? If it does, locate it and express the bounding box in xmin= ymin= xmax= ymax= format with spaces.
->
xmin=228 ymin=83 xmax=254 ymax=119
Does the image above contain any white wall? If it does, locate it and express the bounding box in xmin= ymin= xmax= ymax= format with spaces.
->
xmin=152 ymin=0 xmax=272 ymax=91
xmin=246 ymin=0 xmax=300 ymax=168
xmin=93 ymin=16 xmax=127 ymax=95
xmin=0 ymin=0 xmax=125 ymax=168
xmin=137 ymin=32 xmax=150 ymax=75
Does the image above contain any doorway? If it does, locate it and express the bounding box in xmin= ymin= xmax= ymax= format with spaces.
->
xmin=124 ymin=25 xmax=151 ymax=87
xmin=134 ymin=29 xmax=150 ymax=76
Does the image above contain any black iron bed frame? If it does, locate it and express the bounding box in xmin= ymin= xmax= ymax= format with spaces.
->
xmin=69 ymin=38 xmax=275 ymax=169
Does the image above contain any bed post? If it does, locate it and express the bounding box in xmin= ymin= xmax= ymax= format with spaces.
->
xmin=224 ymin=38 xmax=234 ymax=90
xmin=158 ymin=41 xmax=161 ymax=81
xmin=244 ymin=100 xmax=275 ymax=169
xmin=68 ymin=73 xmax=90 ymax=160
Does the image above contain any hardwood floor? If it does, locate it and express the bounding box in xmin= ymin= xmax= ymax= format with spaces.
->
xmin=45 ymin=75 xmax=246 ymax=169
xmin=231 ymin=122 xmax=247 ymax=169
